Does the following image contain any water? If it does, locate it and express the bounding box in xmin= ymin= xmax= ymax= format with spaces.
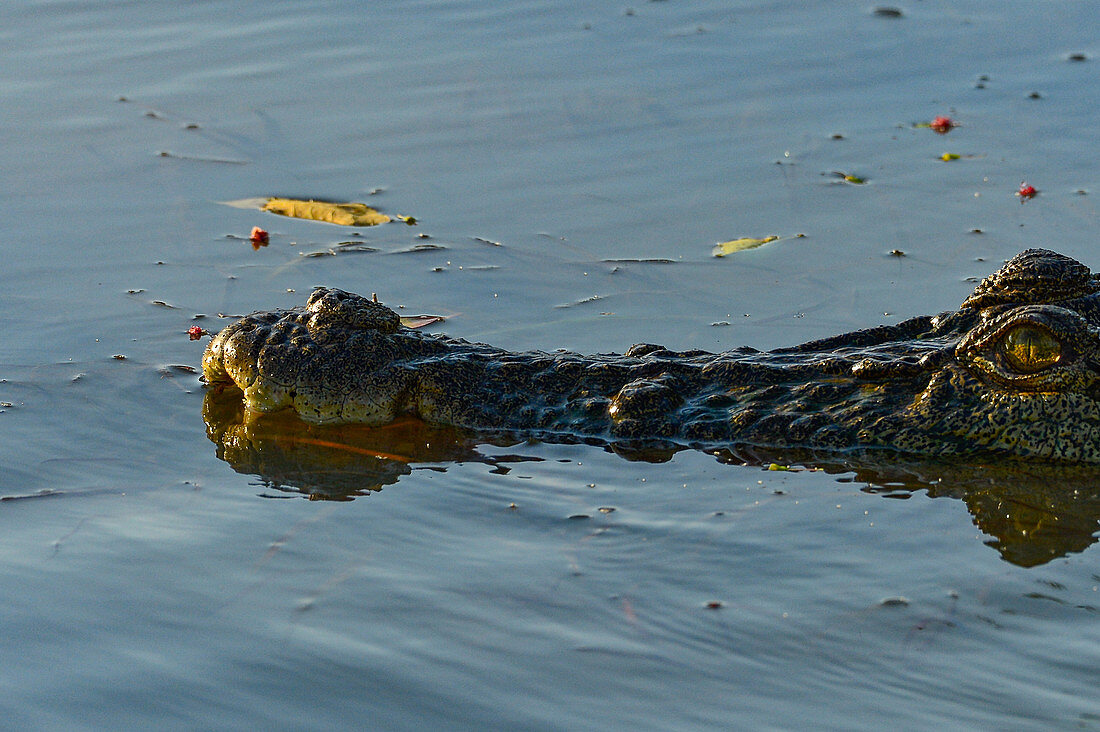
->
xmin=3 ymin=1 xmax=1100 ymax=728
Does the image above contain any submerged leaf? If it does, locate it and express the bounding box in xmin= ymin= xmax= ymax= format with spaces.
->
xmin=712 ymin=236 xmax=778 ymax=257
xmin=262 ymin=198 xmax=391 ymax=226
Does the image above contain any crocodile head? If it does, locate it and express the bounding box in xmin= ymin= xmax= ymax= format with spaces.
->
xmin=202 ymin=287 xmax=439 ymax=424
xmin=201 ymin=249 xmax=1100 ymax=462
xmin=873 ymin=249 xmax=1100 ymax=460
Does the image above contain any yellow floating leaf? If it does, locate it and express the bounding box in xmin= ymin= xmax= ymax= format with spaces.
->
xmin=940 ymin=152 xmax=961 ymax=161
xmin=827 ymin=171 xmax=867 ymax=184
xmin=262 ymin=198 xmax=391 ymax=226
xmin=712 ymin=235 xmax=778 ymax=257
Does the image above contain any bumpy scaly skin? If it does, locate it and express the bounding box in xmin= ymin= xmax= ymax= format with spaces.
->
xmin=202 ymin=249 xmax=1100 ymax=462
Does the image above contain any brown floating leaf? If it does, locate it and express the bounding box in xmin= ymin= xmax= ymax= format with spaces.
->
xmin=262 ymin=198 xmax=391 ymax=226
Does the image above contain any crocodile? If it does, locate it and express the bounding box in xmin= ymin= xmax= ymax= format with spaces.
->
xmin=201 ymin=249 xmax=1100 ymax=463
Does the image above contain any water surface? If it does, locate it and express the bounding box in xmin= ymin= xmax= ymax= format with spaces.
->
xmin=3 ymin=1 xmax=1100 ymax=728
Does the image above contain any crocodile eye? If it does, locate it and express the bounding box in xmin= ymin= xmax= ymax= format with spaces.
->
xmin=1001 ymin=325 xmax=1061 ymax=374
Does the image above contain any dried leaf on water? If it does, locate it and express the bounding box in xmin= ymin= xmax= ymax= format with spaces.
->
xmin=400 ymin=315 xmax=446 ymax=329
xmin=830 ymin=171 xmax=867 ymax=184
xmin=299 ymin=243 xmax=381 ymax=258
xmin=939 ymin=152 xmax=984 ymax=162
xmin=249 ymin=226 xmax=269 ymax=249
xmin=262 ymin=198 xmax=392 ymax=226
xmin=712 ymin=236 xmax=778 ymax=257
xmin=335 ymin=242 xmax=381 ymax=253
xmin=554 ymin=294 xmax=604 ymax=309
xmin=602 ymin=258 xmax=678 ymax=264
xmin=156 ymin=150 xmax=248 ymax=165
xmin=160 ymin=364 xmax=199 ymax=376
xmin=391 ymin=243 xmax=447 ymax=254
xmin=929 ymin=115 xmax=956 ymax=133
xmin=914 ymin=116 xmax=957 ymax=133
xmin=1016 ymin=182 xmax=1038 ymax=200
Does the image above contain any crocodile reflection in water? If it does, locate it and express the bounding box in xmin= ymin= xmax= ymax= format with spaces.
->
xmin=202 ymin=385 xmax=527 ymax=500
xmin=203 ymin=386 xmax=1100 ymax=568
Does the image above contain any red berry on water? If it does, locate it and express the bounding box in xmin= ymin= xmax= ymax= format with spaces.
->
xmin=188 ymin=326 xmax=204 ymax=341
xmin=1017 ymin=182 xmax=1037 ymax=199
xmin=930 ymin=115 xmax=955 ymax=134
xmin=249 ymin=226 xmax=269 ymax=249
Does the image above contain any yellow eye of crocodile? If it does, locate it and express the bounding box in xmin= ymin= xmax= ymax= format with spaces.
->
xmin=1002 ymin=325 xmax=1062 ymax=374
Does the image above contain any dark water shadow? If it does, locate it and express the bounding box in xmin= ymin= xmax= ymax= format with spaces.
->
xmin=204 ymin=388 xmax=1100 ymax=567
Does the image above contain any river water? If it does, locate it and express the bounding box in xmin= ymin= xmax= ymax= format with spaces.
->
xmin=3 ymin=1 xmax=1100 ymax=728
